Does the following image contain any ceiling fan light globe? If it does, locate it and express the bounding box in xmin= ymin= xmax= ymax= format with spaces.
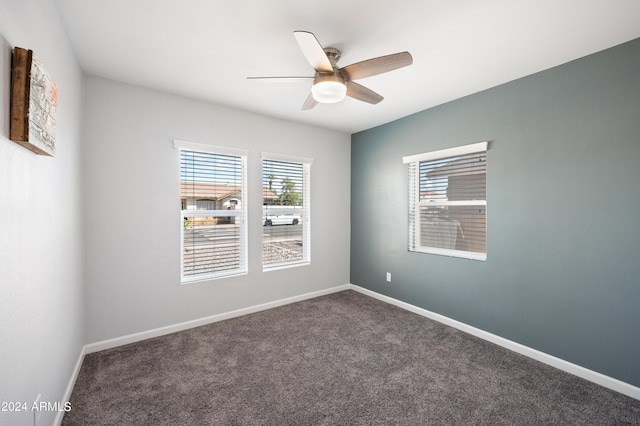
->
xmin=311 ymin=81 xmax=347 ymax=103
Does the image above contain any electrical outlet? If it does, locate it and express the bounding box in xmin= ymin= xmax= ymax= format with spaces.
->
xmin=386 ymin=272 xmax=391 ymax=282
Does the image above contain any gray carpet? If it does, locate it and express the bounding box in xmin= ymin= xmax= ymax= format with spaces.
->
xmin=63 ymin=290 xmax=640 ymax=425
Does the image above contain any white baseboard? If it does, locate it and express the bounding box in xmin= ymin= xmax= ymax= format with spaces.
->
xmin=84 ymin=284 xmax=351 ymax=354
xmin=347 ymin=284 xmax=640 ymax=401
xmin=54 ymin=345 xmax=87 ymax=426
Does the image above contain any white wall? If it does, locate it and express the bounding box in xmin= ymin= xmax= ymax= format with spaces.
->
xmin=83 ymin=76 xmax=351 ymax=343
xmin=0 ymin=1 xmax=85 ymax=425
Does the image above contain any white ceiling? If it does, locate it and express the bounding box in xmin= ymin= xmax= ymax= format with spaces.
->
xmin=54 ymin=0 xmax=640 ymax=134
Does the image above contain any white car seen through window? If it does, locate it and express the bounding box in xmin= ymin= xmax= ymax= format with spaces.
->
xmin=263 ymin=214 xmax=301 ymax=226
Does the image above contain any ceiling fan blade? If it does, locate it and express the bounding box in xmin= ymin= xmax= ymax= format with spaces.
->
xmin=247 ymin=76 xmax=314 ymax=82
xmin=346 ymin=81 xmax=384 ymax=104
xmin=302 ymin=92 xmax=318 ymax=110
xmin=293 ymin=31 xmax=333 ymax=72
xmin=341 ymin=52 xmax=413 ymax=81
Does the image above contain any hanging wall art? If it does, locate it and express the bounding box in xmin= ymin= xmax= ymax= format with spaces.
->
xmin=10 ymin=47 xmax=57 ymax=156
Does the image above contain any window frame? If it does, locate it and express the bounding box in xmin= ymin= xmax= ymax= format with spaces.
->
xmin=261 ymin=152 xmax=312 ymax=271
xmin=174 ymin=139 xmax=249 ymax=283
xmin=403 ymin=141 xmax=488 ymax=261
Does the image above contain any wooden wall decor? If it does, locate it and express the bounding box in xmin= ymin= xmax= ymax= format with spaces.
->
xmin=10 ymin=47 xmax=57 ymax=156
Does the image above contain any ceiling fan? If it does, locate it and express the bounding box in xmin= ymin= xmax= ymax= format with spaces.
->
xmin=248 ymin=31 xmax=413 ymax=110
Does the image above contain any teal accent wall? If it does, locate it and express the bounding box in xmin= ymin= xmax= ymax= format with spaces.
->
xmin=351 ymin=38 xmax=640 ymax=387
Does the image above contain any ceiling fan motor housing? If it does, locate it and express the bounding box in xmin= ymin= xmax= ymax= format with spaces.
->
xmin=323 ymin=47 xmax=341 ymax=65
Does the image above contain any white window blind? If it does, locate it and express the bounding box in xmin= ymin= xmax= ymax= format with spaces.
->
xmin=261 ymin=153 xmax=312 ymax=270
xmin=403 ymin=142 xmax=487 ymax=261
xmin=175 ymin=140 xmax=248 ymax=282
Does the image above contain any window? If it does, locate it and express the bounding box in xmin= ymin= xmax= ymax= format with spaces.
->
xmin=262 ymin=153 xmax=312 ymax=270
xmin=403 ymin=142 xmax=487 ymax=261
xmin=174 ymin=140 xmax=248 ymax=282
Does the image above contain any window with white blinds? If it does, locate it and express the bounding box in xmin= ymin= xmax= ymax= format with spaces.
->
xmin=262 ymin=153 xmax=312 ymax=270
xmin=174 ymin=140 xmax=248 ymax=282
xmin=403 ymin=142 xmax=487 ymax=261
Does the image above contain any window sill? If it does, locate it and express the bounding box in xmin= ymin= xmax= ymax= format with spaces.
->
xmin=263 ymin=260 xmax=310 ymax=272
xmin=180 ymin=270 xmax=247 ymax=285
xmin=410 ymin=247 xmax=486 ymax=261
